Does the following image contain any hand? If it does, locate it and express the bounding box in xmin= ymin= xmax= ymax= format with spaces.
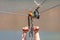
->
xmin=22 ymin=27 xmax=29 ymax=33
xmin=33 ymin=26 xmax=40 ymax=33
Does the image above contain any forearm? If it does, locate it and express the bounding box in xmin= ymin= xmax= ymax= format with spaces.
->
xmin=22 ymin=33 xmax=26 ymax=40
xmin=34 ymin=32 xmax=40 ymax=40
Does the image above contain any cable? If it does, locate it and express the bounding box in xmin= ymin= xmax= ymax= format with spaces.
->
xmin=41 ymin=0 xmax=46 ymax=5
xmin=40 ymin=4 xmax=60 ymax=13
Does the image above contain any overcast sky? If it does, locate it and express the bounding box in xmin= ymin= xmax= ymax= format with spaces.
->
xmin=0 ymin=0 xmax=60 ymax=12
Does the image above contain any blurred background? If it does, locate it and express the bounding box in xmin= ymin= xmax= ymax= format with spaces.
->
xmin=0 ymin=0 xmax=60 ymax=31
xmin=0 ymin=0 xmax=60 ymax=40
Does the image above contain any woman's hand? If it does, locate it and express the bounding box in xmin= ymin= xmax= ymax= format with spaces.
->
xmin=33 ymin=26 xmax=40 ymax=33
xmin=22 ymin=27 xmax=29 ymax=33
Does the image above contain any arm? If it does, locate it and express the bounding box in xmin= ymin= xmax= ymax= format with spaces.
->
xmin=22 ymin=27 xmax=29 ymax=40
xmin=33 ymin=26 xmax=40 ymax=40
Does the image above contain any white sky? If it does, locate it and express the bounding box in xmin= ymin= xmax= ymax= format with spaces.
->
xmin=0 ymin=0 xmax=60 ymax=12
